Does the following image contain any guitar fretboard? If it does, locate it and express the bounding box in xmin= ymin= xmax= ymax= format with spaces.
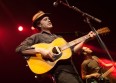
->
xmin=61 ymin=34 xmax=89 ymax=51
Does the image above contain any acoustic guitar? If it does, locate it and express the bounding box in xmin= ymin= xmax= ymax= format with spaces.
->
xmin=86 ymin=56 xmax=115 ymax=83
xmin=86 ymin=66 xmax=115 ymax=83
xmin=27 ymin=27 xmax=110 ymax=74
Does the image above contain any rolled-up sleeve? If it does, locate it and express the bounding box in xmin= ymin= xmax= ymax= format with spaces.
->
xmin=15 ymin=34 xmax=37 ymax=54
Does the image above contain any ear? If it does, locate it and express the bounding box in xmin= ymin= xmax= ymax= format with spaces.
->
xmin=38 ymin=24 xmax=41 ymax=27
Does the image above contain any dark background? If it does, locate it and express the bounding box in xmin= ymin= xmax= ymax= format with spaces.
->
xmin=0 ymin=0 xmax=116 ymax=83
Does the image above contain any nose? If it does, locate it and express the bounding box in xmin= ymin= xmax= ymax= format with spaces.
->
xmin=48 ymin=19 xmax=51 ymax=22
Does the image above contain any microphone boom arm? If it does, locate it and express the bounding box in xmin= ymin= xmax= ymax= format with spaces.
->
xmin=59 ymin=1 xmax=102 ymax=23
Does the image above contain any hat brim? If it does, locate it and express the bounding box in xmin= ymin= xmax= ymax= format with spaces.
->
xmin=32 ymin=13 xmax=51 ymax=28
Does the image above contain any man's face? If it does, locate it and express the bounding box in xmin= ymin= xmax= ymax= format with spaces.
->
xmin=39 ymin=16 xmax=53 ymax=29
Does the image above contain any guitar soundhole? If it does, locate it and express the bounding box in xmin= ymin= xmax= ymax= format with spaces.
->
xmin=52 ymin=46 xmax=62 ymax=61
xmin=52 ymin=46 xmax=61 ymax=54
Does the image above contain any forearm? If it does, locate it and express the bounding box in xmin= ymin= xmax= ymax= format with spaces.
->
xmin=85 ymin=74 xmax=94 ymax=79
xmin=82 ymin=74 xmax=93 ymax=79
xmin=82 ymin=74 xmax=96 ymax=79
xmin=21 ymin=47 xmax=45 ymax=55
xmin=22 ymin=49 xmax=37 ymax=55
xmin=73 ymin=41 xmax=84 ymax=53
xmin=22 ymin=48 xmax=53 ymax=60
xmin=84 ymin=73 xmax=101 ymax=79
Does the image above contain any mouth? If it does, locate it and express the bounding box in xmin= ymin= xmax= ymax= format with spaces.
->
xmin=48 ymin=22 xmax=52 ymax=26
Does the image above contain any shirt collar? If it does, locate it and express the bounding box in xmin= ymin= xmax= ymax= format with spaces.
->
xmin=40 ymin=30 xmax=53 ymax=35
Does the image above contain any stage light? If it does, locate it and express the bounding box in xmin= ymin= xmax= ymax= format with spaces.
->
xmin=18 ymin=26 xmax=23 ymax=31
xmin=31 ymin=26 xmax=35 ymax=30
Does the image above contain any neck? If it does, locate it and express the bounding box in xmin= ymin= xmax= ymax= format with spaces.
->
xmin=41 ymin=29 xmax=51 ymax=34
xmin=85 ymin=54 xmax=92 ymax=59
xmin=42 ymin=30 xmax=52 ymax=34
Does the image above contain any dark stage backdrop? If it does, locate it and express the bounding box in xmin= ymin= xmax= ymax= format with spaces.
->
xmin=0 ymin=0 xmax=116 ymax=83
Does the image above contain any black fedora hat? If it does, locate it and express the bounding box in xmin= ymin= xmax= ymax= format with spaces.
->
xmin=32 ymin=10 xmax=50 ymax=28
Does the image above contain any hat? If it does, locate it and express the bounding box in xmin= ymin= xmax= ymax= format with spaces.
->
xmin=32 ymin=10 xmax=50 ymax=28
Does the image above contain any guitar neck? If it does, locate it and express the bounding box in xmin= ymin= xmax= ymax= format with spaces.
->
xmin=102 ymin=66 xmax=115 ymax=78
xmin=61 ymin=27 xmax=110 ymax=51
xmin=61 ymin=34 xmax=89 ymax=50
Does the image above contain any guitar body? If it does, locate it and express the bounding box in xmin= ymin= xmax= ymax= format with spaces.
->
xmin=86 ymin=77 xmax=110 ymax=83
xmin=27 ymin=37 xmax=72 ymax=74
xmin=86 ymin=77 xmax=99 ymax=83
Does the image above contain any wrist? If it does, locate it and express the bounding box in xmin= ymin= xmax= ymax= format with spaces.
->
xmin=35 ymin=48 xmax=41 ymax=53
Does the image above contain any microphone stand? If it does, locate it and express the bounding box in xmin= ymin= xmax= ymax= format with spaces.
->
xmin=59 ymin=0 xmax=114 ymax=63
xmin=59 ymin=0 xmax=114 ymax=61
xmin=84 ymin=17 xmax=114 ymax=63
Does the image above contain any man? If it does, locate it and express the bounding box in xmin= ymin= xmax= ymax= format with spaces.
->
xmin=15 ymin=10 xmax=95 ymax=83
xmin=81 ymin=46 xmax=115 ymax=83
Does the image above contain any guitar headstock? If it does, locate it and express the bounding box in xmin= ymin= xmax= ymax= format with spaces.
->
xmin=97 ymin=27 xmax=110 ymax=35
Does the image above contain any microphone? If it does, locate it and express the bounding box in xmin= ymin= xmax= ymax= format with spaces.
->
xmin=53 ymin=0 xmax=61 ymax=7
